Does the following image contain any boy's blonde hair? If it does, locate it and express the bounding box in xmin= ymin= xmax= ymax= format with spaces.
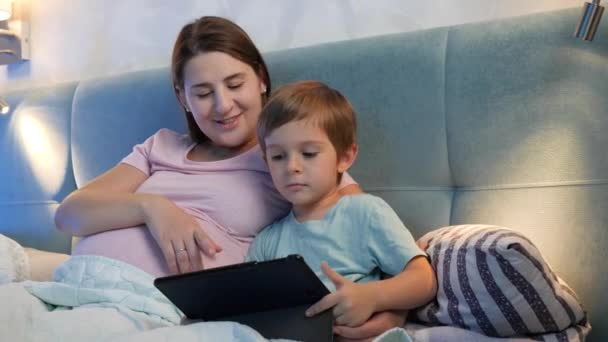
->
xmin=257 ymin=80 xmax=357 ymax=158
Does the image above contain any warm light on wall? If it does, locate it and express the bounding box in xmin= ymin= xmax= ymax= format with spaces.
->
xmin=15 ymin=110 xmax=68 ymax=194
xmin=0 ymin=0 xmax=11 ymax=21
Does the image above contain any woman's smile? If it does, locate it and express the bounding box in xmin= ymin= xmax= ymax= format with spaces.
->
xmin=215 ymin=113 xmax=242 ymax=130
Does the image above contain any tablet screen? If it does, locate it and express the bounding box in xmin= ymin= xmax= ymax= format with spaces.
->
xmin=154 ymin=254 xmax=330 ymax=320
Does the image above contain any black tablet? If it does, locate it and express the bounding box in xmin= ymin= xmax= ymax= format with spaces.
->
xmin=154 ymin=254 xmax=333 ymax=341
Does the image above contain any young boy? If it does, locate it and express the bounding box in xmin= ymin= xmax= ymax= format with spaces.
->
xmin=247 ymin=81 xmax=437 ymax=330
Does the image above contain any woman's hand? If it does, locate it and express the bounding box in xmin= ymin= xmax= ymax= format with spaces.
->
xmin=305 ymin=262 xmax=377 ymax=327
xmin=333 ymin=310 xmax=407 ymax=342
xmin=140 ymin=195 xmax=222 ymax=274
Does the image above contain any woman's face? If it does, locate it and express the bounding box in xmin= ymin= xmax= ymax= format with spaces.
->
xmin=179 ymin=51 xmax=266 ymax=152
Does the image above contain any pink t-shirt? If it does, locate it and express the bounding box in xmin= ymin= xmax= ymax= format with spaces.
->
xmin=73 ymin=129 xmax=356 ymax=277
xmin=72 ymin=129 xmax=293 ymax=276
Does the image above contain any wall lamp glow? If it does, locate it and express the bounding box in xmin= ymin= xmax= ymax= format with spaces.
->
xmin=0 ymin=0 xmax=29 ymax=65
xmin=0 ymin=96 xmax=10 ymax=115
xmin=574 ymin=0 xmax=605 ymax=41
xmin=0 ymin=0 xmax=11 ymax=21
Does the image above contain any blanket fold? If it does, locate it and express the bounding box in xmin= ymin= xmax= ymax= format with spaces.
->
xmin=23 ymin=255 xmax=183 ymax=325
xmin=1 ymin=248 xmax=413 ymax=342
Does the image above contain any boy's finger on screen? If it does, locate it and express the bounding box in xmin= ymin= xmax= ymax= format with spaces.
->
xmin=306 ymin=293 xmax=338 ymax=317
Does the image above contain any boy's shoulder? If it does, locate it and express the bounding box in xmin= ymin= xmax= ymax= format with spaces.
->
xmin=258 ymin=212 xmax=296 ymax=237
xmin=339 ymin=193 xmax=393 ymax=214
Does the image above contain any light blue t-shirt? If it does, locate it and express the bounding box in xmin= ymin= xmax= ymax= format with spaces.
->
xmin=246 ymin=194 xmax=425 ymax=292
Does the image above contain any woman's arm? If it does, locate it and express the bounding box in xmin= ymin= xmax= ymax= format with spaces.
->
xmin=55 ymin=163 xmax=221 ymax=274
xmin=25 ymin=248 xmax=70 ymax=281
xmin=333 ymin=310 xmax=407 ymax=342
xmin=337 ymin=171 xmax=362 ymax=196
xmin=54 ymin=163 xmax=152 ymax=237
xmin=338 ymin=184 xmax=363 ymax=195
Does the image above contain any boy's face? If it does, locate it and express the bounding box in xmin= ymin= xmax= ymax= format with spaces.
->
xmin=264 ymin=120 xmax=353 ymax=211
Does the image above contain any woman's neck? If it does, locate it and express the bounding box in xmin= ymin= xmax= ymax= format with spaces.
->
xmin=190 ymin=139 xmax=257 ymax=162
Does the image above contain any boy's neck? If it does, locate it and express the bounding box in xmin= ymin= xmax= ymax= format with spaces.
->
xmin=292 ymin=187 xmax=344 ymax=222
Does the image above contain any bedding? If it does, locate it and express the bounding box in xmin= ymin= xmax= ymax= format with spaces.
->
xmin=0 ymin=236 xmax=413 ymax=342
xmin=0 ymin=233 xmax=29 ymax=284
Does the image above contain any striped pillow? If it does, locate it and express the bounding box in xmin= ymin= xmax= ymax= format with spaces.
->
xmin=414 ymin=225 xmax=590 ymax=340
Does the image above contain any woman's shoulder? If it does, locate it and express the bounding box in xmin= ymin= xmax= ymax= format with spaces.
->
xmin=152 ymin=128 xmax=191 ymax=143
xmin=145 ymin=128 xmax=193 ymax=151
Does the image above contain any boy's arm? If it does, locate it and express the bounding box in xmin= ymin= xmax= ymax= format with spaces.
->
xmin=365 ymin=198 xmax=437 ymax=312
xmin=366 ymin=255 xmax=437 ymax=313
xmin=306 ymin=257 xmax=436 ymax=326
xmin=307 ymin=197 xmax=436 ymax=327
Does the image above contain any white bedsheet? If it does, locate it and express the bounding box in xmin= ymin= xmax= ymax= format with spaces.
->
xmin=0 ymin=233 xmax=30 ymax=284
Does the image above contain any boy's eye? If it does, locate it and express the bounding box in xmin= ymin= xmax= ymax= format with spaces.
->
xmin=270 ymin=154 xmax=284 ymax=161
xmin=302 ymin=152 xmax=318 ymax=158
xmin=195 ymin=92 xmax=211 ymax=99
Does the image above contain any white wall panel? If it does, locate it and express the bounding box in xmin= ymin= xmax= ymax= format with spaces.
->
xmin=0 ymin=0 xmax=582 ymax=90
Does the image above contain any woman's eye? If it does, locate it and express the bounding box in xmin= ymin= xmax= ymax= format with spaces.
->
xmin=302 ymin=152 xmax=318 ymax=158
xmin=196 ymin=92 xmax=211 ymax=99
xmin=228 ymin=83 xmax=243 ymax=89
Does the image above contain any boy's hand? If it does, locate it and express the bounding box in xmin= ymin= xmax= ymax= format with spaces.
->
xmin=305 ymin=261 xmax=376 ymax=326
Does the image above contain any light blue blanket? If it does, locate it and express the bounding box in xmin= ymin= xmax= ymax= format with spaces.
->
xmin=25 ymin=255 xmax=183 ymax=325
xmin=1 ymin=254 xmax=411 ymax=341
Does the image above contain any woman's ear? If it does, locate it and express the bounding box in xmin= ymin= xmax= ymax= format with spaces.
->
xmin=176 ymin=86 xmax=191 ymax=112
xmin=257 ymin=70 xmax=268 ymax=94
xmin=337 ymin=144 xmax=358 ymax=173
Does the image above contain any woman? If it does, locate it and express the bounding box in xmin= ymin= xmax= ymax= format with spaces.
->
xmin=11 ymin=16 xmax=405 ymax=341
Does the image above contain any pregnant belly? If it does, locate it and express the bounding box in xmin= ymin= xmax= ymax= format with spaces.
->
xmin=72 ymin=225 xmax=249 ymax=277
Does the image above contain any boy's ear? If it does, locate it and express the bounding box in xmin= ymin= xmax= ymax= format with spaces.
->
xmin=337 ymin=143 xmax=358 ymax=173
